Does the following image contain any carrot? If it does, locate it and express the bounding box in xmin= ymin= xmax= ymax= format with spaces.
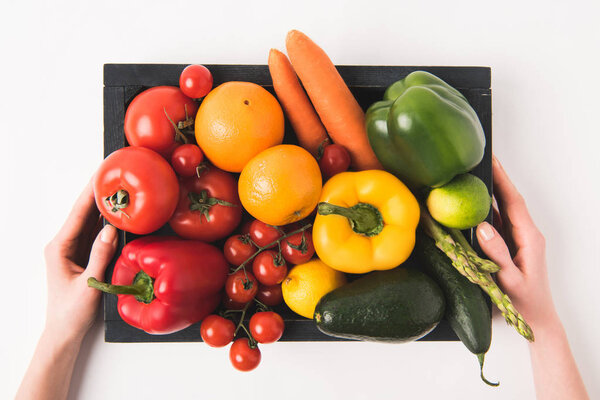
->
xmin=285 ymin=30 xmax=382 ymax=170
xmin=268 ymin=49 xmax=328 ymax=158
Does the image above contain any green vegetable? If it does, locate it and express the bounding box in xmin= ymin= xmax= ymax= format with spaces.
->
xmin=366 ymin=71 xmax=485 ymax=188
xmin=426 ymin=173 xmax=492 ymax=229
xmin=415 ymin=232 xmax=498 ymax=386
xmin=420 ymin=209 xmax=534 ymax=342
xmin=314 ymin=267 xmax=445 ymax=343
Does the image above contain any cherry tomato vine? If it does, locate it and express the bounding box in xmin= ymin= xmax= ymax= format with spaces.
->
xmin=230 ymin=223 xmax=312 ymax=274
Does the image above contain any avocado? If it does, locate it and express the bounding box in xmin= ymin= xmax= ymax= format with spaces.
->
xmin=314 ymin=267 xmax=445 ymax=343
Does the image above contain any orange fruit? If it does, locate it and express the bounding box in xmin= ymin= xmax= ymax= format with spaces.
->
xmin=239 ymin=144 xmax=322 ymax=226
xmin=195 ymin=81 xmax=284 ymax=172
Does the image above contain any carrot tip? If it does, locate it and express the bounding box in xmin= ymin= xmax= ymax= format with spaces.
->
xmin=286 ymin=29 xmax=302 ymax=42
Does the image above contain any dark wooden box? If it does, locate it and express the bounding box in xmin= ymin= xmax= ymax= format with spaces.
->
xmin=103 ymin=64 xmax=492 ymax=342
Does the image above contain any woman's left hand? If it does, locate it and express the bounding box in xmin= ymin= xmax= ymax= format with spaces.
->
xmin=43 ymin=181 xmax=118 ymax=342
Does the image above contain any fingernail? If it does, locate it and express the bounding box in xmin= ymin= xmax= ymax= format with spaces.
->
xmin=100 ymin=225 xmax=117 ymax=244
xmin=478 ymin=222 xmax=495 ymax=241
xmin=492 ymin=155 xmax=505 ymax=173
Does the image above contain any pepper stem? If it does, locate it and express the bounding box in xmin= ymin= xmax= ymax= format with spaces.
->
xmin=317 ymin=202 xmax=384 ymax=237
xmin=87 ymin=270 xmax=154 ymax=304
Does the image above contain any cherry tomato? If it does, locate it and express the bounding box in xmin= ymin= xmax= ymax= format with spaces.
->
xmin=249 ymin=220 xmax=283 ymax=248
xmin=281 ymin=230 xmax=315 ymax=265
xmin=224 ymin=234 xmax=257 ymax=266
xmin=124 ymin=86 xmax=198 ymax=158
xmin=179 ymin=64 xmax=213 ymax=99
xmin=225 ymin=270 xmax=258 ymax=303
xmin=252 ymin=250 xmax=287 ymax=286
xmin=93 ymin=147 xmax=179 ymax=234
xmin=229 ymin=338 xmax=261 ymax=372
xmin=169 ymin=165 xmax=242 ymax=242
xmin=255 ymin=284 xmax=283 ymax=306
xmin=249 ymin=312 xmax=285 ymax=344
xmin=319 ymin=144 xmax=351 ymax=180
xmin=222 ymin=292 xmax=247 ymax=310
xmin=200 ymin=315 xmax=235 ymax=347
xmin=170 ymin=144 xmax=204 ymax=177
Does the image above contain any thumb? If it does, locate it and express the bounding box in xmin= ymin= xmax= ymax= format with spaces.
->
xmin=83 ymin=224 xmax=118 ymax=280
xmin=476 ymin=222 xmax=522 ymax=287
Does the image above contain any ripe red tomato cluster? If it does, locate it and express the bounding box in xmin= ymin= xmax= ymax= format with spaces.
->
xmin=200 ymin=311 xmax=285 ymax=371
xmin=207 ymin=217 xmax=315 ymax=371
xmin=94 ymin=64 xmax=346 ymax=373
xmin=95 ymin=64 xmax=217 ymax=237
xmin=222 ymin=219 xmax=314 ymax=308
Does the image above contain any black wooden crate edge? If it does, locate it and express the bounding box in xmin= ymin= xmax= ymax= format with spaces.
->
xmin=104 ymin=64 xmax=490 ymax=89
xmin=102 ymin=64 xmax=492 ymax=343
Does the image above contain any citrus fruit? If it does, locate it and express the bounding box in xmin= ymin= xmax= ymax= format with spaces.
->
xmin=426 ymin=173 xmax=491 ymax=229
xmin=282 ymin=259 xmax=346 ymax=319
xmin=238 ymin=144 xmax=322 ymax=226
xmin=194 ymin=81 xmax=284 ymax=172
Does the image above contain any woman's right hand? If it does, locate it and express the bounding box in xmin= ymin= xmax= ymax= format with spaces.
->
xmin=475 ymin=156 xmax=558 ymax=332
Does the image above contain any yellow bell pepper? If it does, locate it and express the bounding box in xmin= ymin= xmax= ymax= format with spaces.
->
xmin=312 ymin=170 xmax=420 ymax=274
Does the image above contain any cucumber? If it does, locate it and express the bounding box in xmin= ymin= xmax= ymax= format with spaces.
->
xmin=314 ymin=267 xmax=445 ymax=343
xmin=414 ymin=232 xmax=498 ymax=386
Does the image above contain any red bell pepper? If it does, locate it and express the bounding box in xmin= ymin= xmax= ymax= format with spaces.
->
xmin=88 ymin=236 xmax=228 ymax=334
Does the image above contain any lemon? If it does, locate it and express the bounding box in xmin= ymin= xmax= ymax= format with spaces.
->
xmin=426 ymin=173 xmax=491 ymax=229
xmin=282 ymin=259 xmax=346 ymax=319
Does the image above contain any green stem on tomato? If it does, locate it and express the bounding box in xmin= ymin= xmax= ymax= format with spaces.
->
xmin=104 ymin=190 xmax=131 ymax=219
xmin=188 ymin=190 xmax=237 ymax=222
xmin=230 ymin=223 xmax=312 ymax=274
xmin=177 ymin=104 xmax=195 ymax=130
xmin=253 ymin=297 xmax=270 ymax=312
xmin=230 ymin=302 xmax=258 ymax=347
xmin=238 ymin=323 xmax=258 ymax=348
xmin=163 ymin=107 xmax=189 ymax=144
xmin=233 ymin=302 xmax=251 ymax=336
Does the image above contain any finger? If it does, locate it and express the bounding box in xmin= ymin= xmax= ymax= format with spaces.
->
xmin=492 ymin=155 xmax=535 ymax=228
xmin=492 ymin=156 xmax=546 ymax=253
xmin=476 ymin=222 xmax=522 ymax=284
xmin=55 ymin=179 xmax=100 ymax=244
xmin=83 ymin=224 xmax=118 ymax=280
xmin=74 ymin=214 xmax=104 ymax=266
xmin=491 ymin=196 xmax=502 ymax=233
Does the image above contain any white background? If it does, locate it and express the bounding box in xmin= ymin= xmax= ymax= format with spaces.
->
xmin=1 ymin=0 xmax=599 ymax=399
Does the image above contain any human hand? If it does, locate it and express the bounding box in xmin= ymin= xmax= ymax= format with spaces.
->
xmin=43 ymin=181 xmax=118 ymax=343
xmin=476 ymin=156 xmax=558 ymax=332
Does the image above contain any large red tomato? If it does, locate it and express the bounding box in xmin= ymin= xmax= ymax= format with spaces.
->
xmin=93 ymin=147 xmax=179 ymax=234
xmin=169 ymin=165 xmax=242 ymax=242
xmin=124 ymin=86 xmax=198 ymax=158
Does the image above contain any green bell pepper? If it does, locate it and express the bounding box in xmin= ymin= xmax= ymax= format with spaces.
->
xmin=366 ymin=71 xmax=485 ymax=188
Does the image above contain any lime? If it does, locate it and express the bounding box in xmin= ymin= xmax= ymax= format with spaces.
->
xmin=426 ymin=173 xmax=491 ymax=229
